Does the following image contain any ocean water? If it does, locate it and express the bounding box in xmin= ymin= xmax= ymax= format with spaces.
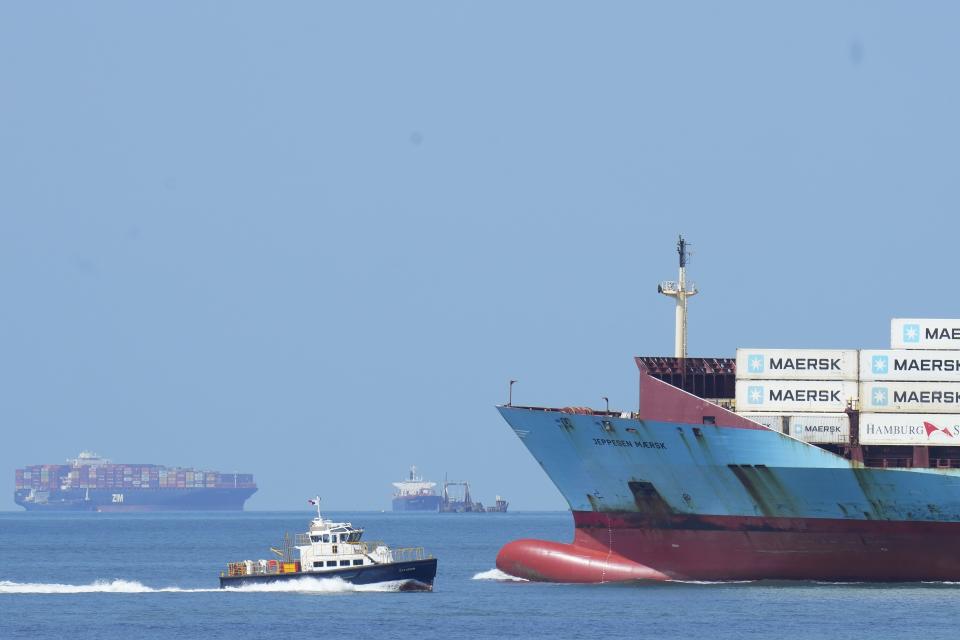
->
xmin=1 ymin=511 xmax=959 ymax=639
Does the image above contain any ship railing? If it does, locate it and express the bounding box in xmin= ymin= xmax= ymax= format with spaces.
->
xmin=390 ymin=547 xmax=429 ymax=562
xmin=359 ymin=540 xmax=386 ymax=554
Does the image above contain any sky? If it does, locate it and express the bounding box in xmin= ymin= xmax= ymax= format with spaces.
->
xmin=2 ymin=2 xmax=959 ymax=510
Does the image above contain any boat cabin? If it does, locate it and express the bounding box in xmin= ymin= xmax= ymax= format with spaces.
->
xmin=294 ymin=501 xmax=393 ymax=572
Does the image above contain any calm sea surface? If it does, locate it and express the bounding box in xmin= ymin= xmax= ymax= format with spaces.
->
xmin=1 ymin=511 xmax=958 ymax=639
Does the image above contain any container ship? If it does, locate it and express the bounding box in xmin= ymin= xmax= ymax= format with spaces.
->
xmin=14 ymin=451 xmax=257 ymax=511
xmin=495 ymin=236 xmax=960 ymax=583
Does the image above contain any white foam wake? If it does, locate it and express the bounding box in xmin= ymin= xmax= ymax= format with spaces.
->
xmin=0 ymin=579 xmax=210 ymax=594
xmin=472 ymin=568 xmax=529 ymax=582
xmin=0 ymin=576 xmax=407 ymax=594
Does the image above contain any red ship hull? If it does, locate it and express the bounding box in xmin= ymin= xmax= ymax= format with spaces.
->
xmin=498 ymin=511 xmax=960 ymax=582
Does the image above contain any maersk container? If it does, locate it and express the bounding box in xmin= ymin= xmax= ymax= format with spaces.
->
xmin=735 ymin=379 xmax=858 ymax=413
xmin=891 ymin=318 xmax=960 ymax=350
xmin=860 ymin=349 xmax=960 ymax=382
xmin=859 ymin=412 xmax=960 ymax=446
xmin=735 ymin=349 xmax=858 ymax=381
xmin=736 ymin=413 xmax=787 ymax=432
xmin=788 ymin=413 xmax=849 ymax=444
xmin=859 ymin=381 xmax=960 ymax=413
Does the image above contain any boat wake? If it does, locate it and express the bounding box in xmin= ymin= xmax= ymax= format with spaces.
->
xmin=472 ymin=568 xmax=529 ymax=582
xmin=0 ymin=577 xmax=407 ymax=594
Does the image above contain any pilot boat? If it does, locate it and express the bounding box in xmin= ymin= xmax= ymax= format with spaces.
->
xmin=219 ymin=497 xmax=437 ymax=590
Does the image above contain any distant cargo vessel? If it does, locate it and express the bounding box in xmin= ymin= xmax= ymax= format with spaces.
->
xmin=391 ymin=466 xmax=508 ymax=512
xmin=496 ymin=237 xmax=960 ymax=583
xmin=392 ymin=466 xmax=442 ymax=512
xmin=14 ymin=452 xmax=257 ymax=511
xmin=440 ymin=477 xmax=509 ymax=513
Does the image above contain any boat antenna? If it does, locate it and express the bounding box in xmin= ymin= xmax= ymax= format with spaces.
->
xmin=309 ymin=496 xmax=323 ymax=521
xmin=657 ymin=234 xmax=698 ymax=358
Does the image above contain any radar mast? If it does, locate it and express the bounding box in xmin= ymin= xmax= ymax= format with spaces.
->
xmin=657 ymin=235 xmax=698 ymax=358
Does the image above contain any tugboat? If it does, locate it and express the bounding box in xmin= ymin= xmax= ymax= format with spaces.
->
xmin=219 ymin=497 xmax=437 ymax=591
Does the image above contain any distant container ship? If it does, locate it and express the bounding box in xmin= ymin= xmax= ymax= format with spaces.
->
xmin=14 ymin=451 xmax=257 ymax=512
xmin=391 ymin=466 xmax=442 ymax=512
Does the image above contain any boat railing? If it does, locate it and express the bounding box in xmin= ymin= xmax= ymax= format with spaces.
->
xmin=390 ymin=546 xmax=429 ymax=562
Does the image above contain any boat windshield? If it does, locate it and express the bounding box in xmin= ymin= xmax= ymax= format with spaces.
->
xmin=308 ymin=531 xmax=363 ymax=543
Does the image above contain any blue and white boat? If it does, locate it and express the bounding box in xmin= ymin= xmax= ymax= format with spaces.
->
xmin=219 ymin=498 xmax=437 ymax=590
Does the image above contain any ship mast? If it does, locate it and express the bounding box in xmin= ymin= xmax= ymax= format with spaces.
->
xmin=657 ymin=235 xmax=698 ymax=358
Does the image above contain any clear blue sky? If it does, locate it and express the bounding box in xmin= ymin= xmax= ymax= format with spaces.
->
xmin=2 ymin=2 xmax=959 ymax=510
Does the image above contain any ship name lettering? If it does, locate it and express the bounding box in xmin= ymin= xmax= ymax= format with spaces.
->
xmin=894 ymin=359 xmax=960 ymax=372
xmin=926 ymin=328 xmax=960 ymax=341
xmin=769 ymin=389 xmax=840 ymax=402
xmin=769 ymin=358 xmax=840 ymax=371
xmin=892 ymin=390 xmax=960 ymax=404
xmin=592 ymin=438 xmax=666 ymax=449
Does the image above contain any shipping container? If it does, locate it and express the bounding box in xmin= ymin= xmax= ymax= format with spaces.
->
xmin=891 ymin=318 xmax=960 ymax=350
xmin=735 ymin=413 xmax=787 ymax=432
xmin=859 ymin=381 xmax=960 ymax=413
xmin=860 ymin=349 xmax=960 ymax=382
xmin=735 ymin=349 xmax=859 ymax=381
xmin=735 ymin=380 xmax=858 ymax=413
xmin=788 ymin=413 xmax=850 ymax=444
xmin=859 ymin=413 xmax=960 ymax=446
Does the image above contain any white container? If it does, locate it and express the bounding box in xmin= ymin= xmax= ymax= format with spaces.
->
xmin=859 ymin=381 xmax=960 ymax=413
xmin=891 ymin=319 xmax=960 ymax=350
xmin=859 ymin=350 xmax=960 ymax=382
xmin=736 ymin=413 xmax=787 ymax=432
xmin=735 ymin=380 xmax=858 ymax=413
xmin=788 ymin=413 xmax=850 ymax=444
xmin=736 ymin=349 xmax=858 ymax=381
xmin=859 ymin=413 xmax=960 ymax=446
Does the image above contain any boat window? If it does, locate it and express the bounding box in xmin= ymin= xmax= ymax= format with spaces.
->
xmin=326 ymin=560 xmax=337 ymax=567
xmin=322 ymin=534 xmax=330 ymax=543
xmin=339 ymin=560 xmax=350 ymax=566
xmin=310 ymin=536 xmax=321 ymax=543
xmin=352 ymin=559 xmax=363 ymax=566
xmin=313 ymin=561 xmax=323 ymax=568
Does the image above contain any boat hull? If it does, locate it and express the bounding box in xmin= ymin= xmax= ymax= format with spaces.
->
xmin=496 ymin=394 xmax=960 ymax=583
xmin=15 ymin=487 xmax=256 ymax=511
xmin=218 ymin=558 xmax=438 ymax=590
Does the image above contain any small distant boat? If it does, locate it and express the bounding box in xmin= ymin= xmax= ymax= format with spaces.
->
xmin=218 ymin=497 xmax=437 ymax=591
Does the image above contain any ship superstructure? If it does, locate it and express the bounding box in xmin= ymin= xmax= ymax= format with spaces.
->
xmin=494 ymin=238 xmax=960 ymax=583
xmin=14 ymin=451 xmax=256 ymax=511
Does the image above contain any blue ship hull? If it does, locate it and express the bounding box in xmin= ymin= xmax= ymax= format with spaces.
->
xmin=14 ymin=487 xmax=256 ymax=511
xmin=219 ymin=558 xmax=437 ymax=590
xmin=495 ymin=370 xmax=960 ymax=582
xmin=392 ymin=495 xmax=442 ymax=512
